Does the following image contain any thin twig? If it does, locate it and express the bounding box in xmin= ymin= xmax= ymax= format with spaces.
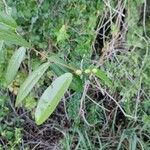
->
xmin=104 ymin=90 xmax=136 ymax=120
xmin=79 ymin=80 xmax=90 ymax=115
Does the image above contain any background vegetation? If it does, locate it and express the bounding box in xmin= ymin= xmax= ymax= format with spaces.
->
xmin=0 ymin=0 xmax=150 ymax=149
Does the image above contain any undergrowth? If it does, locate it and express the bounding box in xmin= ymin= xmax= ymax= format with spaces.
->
xmin=0 ymin=0 xmax=150 ymax=149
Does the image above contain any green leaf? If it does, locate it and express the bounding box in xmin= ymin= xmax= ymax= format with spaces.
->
xmin=56 ymin=25 xmax=69 ymax=42
xmin=0 ymin=40 xmax=4 ymax=52
xmin=129 ymin=133 xmax=137 ymax=150
xmin=15 ymin=62 xmax=50 ymax=107
xmin=94 ymin=69 xmax=112 ymax=86
xmin=49 ymin=56 xmax=83 ymax=91
xmin=50 ymin=63 xmax=65 ymax=76
xmin=50 ymin=63 xmax=82 ymax=91
xmin=0 ymin=11 xmax=17 ymax=29
xmin=0 ymin=22 xmax=15 ymax=32
xmin=6 ymin=47 xmax=26 ymax=85
xmin=0 ymin=11 xmax=30 ymax=48
xmin=0 ymin=27 xmax=31 ymax=48
xmin=35 ymin=73 xmax=73 ymax=125
xmin=0 ymin=40 xmax=4 ymax=64
xmin=70 ymin=75 xmax=83 ymax=92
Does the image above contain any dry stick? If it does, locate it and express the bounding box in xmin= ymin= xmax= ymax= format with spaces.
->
xmin=143 ymin=0 xmax=150 ymax=40
xmin=8 ymin=97 xmax=18 ymax=116
xmin=103 ymin=1 xmax=127 ymax=65
xmin=94 ymin=9 xmax=117 ymax=51
xmin=0 ymin=138 xmax=6 ymax=149
xmin=79 ymin=80 xmax=90 ymax=115
xmin=94 ymin=78 xmax=105 ymax=95
xmin=79 ymin=80 xmax=96 ymax=127
xmin=62 ymin=97 xmax=69 ymax=121
xmin=104 ymin=90 xmax=136 ymax=120
xmin=86 ymin=94 xmax=110 ymax=112
xmin=107 ymin=2 xmax=126 ymax=62
xmin=102 ymin=0 xmax=125 ymax=17
xmin=77 ymin=77 xmax=97 ymax=125
xmin=133 ymin=35 xmax=149 ymax=118
xmin=115 ymin=52 xmax=150 ymax=107
xmin=52 ymin=126 xmax=66 ymax=137
xmin=137 ymin=35 xmax=149 ymax=73
xmin=79 ymin=78 xmax=109 ymax=126
xmin=134 ymin=77 xmax=142 ymax=119
xmin=32 ymin=143 xmax=40 ymax=150
xmin=81 ymin=111 xmax=95 ymax=127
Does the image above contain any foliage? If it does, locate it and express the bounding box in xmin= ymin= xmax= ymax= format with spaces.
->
xmin=0 ymin=0 xmax=150 ymax=149
xmin=6 ymin=47 xmax=26 ymax=85
xmin=0 ymin=90 xmax=23 ymax=149
xmin=0 ymin=0 xmax=110 ymax=125
xmin=35 ymin=73 xmax=73 ymax=125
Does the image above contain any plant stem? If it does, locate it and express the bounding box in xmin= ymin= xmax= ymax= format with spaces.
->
xmin=31 ymin=48 xmax=77 ymax=72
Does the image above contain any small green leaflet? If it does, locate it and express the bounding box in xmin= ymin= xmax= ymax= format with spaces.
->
xmin=56 ymin=25 xmax=69 ymax=43
xmin=15 ymin=62 xmax=50 ymax=107
xmin=94 ymin=69 xmax=112 ymax=86
xmin=6 ymin=47 xmax=26 ymax=85
xmin=35 ymin=73 xmax=73 ymax=125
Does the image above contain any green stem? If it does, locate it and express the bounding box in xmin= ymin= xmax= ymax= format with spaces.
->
xmin=31 ymin=48 xmax=77 ymax=72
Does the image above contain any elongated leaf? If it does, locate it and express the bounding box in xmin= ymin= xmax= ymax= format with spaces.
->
xmin=130 ymin=133 xmax=137 ymax=150
xmin=0 ymin=22 xmax=15 ymax=32
xmin=35 ymin=73 xmax=73 ymax=125
xmin=0 ymin=11 xmax=17 ymax=29
xmin=16 ymin=62 xmax=50 ymax=107
xmin=0 ymin=11 xmax=30 ymax=47
xmin=0 ymin=40 xmax=4 ymax=63
xmin=6 ymin=47 xmax=26 ymax=85
xmin=0 ymin=40 xmax=4 ymax=52
xmin=94 ymin=69 xmax=112 ymax=86
xmin=0 ymin=27 xmax=31 ymax=48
